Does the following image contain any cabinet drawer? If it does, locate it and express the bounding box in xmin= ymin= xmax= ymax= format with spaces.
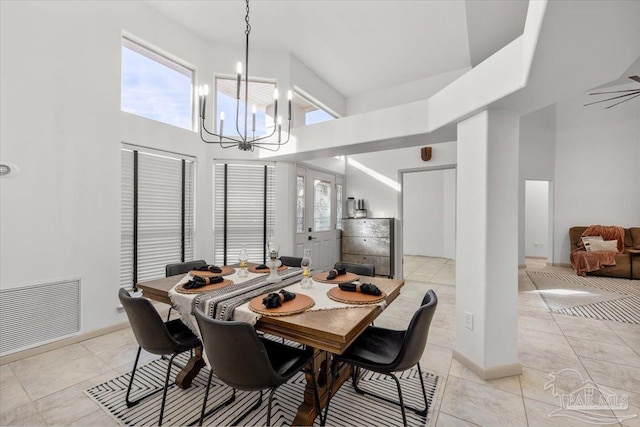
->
xmin=342 ymin=236 xmax=390 ymax=257
xmin=342 ymin=219 xmax=390 ymax=238
xmin=342 ymin=254 xmax=390 ymax=277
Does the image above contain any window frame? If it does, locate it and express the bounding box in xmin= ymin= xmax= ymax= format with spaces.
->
xmin=121 ymin=34 xmax=196 ymax=131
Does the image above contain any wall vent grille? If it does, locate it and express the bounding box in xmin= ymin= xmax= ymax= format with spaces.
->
xmin=0 ymin=279 xmax=81 ymax=356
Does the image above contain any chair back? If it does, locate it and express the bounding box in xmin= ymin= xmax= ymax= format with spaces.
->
xmin=165 ymin=260 xmax=207 ymax=277
xmin=118 ymin=288 xmax=179 ymax=355
xmin=279 ymin=256 xmax=303 ymax=267
xmin=194 ymin=309 xmax=281 ymax=390
xmin=335 ymin=261 xmax=375 ymax=277
xmin=393 ymin=290 xmax=437 ymax=371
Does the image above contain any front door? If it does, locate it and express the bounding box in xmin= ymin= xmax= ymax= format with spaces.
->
xmin=293 ymin=167 xmax=340 ymax=269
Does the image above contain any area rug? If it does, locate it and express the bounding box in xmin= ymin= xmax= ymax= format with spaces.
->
xmin=526 ymin=271 xmax=640 ymax=324
xmin=85 ymin=353 xmax=440 ymax=426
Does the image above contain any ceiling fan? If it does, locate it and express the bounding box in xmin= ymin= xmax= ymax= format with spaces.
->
xmin=584 ymin=75 xmax=640 ymax=109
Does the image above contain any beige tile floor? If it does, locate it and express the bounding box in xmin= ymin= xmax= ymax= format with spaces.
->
xmin=1 ymin=257 xmax=639 ymax=426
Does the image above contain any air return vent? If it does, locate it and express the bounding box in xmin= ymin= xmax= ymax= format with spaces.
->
xmin=0 ymin=279 xmax=81 ymax=356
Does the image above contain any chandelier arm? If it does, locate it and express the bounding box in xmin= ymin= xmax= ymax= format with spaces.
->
xmin=201 ymin=118 xmax=243 ymax=145
xmin=247 ymin=126 xmax=279 ymax=144
xmin=254 ymin=119 xmax=292 ymax=145
xmin=198 ymin=130 xmax=240 ymax=149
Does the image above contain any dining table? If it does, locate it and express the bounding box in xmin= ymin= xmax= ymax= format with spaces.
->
xmin=137 ymin=264 xmax=404 ymax=425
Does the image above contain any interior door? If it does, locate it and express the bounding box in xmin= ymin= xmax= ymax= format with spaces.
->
xmin=306 ymin=169 xmax=337 ymax=269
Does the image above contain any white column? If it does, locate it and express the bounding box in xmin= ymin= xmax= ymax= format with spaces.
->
xmin=453 ymin=109 xmax=521 ymax=379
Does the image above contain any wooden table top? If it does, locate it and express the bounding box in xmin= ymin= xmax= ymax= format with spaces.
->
xmin=137 ymin=274 xmax=404 ymax=355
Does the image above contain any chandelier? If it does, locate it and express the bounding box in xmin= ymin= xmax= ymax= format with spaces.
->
xmin=196 ymin=0 xmax=292 ymax=152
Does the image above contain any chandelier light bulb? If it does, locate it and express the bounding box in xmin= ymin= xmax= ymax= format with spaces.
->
xmin=236 ymin=62 xmax=242 ymax=74
xmin=287 ymin=90 xmax=293 ymax=100
xmin=203 ymin=84 xmax=209 ymax=95
xmin=274 ymin=88 xmax=279 ymax=100
xmin=219 ymin=111 xmax=225 ymax=121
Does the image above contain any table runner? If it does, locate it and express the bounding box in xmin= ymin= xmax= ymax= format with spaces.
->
xmin=169 ymin=267 xmax=301 ymax=334
xmin=169 ymin=267 xmax=387 ymax=333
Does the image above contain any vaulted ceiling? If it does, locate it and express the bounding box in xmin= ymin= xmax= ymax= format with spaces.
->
xmin=145 ymin=0 xmax=528 ymax=99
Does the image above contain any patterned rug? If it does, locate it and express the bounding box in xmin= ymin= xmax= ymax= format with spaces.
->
xmin=85 ymin=353 xmax=440 ymax=426
xmin=526 ymin=271 xmax=640 ymax=324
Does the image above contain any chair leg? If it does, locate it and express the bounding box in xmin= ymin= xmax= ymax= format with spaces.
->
xmin=158 ymin=353 xmax=179 ymax=426
xmin=198 ymin=370 xmax=214 ymax=426
xmin=126 ymin=347 xmax=165 ymax=408
xmin=194 ymin=370 xmax=236 ymax=426
xmin=351 ymin=365 xmax=428 ymax=419
xmin=230 ymin=390 xmax=263 ymax=426
xmin=390 ymin=372 xmax=408 ymax=427
xmin=415 ymin=363 xmax=429 ymax=416
xmin=266 ymin=387 xmax=279 ymax=427
xmin=166 ymin=306 xmax=173 ymax=322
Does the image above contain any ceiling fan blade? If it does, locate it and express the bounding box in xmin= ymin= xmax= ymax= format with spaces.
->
xmin=589 ymin=89 xmax=640 ymax=95
xmin=605 ymin=93 xmax=640 ymax=109
xmin=629 ymin=75 xmax=640 ymax=83
xmin=584 ymin=91 xmax=640 ymax=106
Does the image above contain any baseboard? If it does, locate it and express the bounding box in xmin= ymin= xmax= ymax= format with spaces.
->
xmin=452 ymin=349 xmax=522 ymax=380
xmin=526 ymin=256 xmax=548 ymax=260
xmin=552 ymin=262 xmax=572 ymax=268
xmin=518 ymin=264 xmax=526 ymax=269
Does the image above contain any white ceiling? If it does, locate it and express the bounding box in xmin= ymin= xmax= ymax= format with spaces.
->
xmin=145 ymin=0 xmax=528 ymax=98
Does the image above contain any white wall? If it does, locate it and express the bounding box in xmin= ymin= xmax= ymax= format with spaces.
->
xmin=0 ymin=1 xmax=342 ymax=335
xmin=554 ymin=84 xmax=640 ymax=264
xmin=403 ymin=170 xmax=445 ymax=256
xmin=347 ymin=67 xmax=470 ymax=116
xmin=401 ymin=169 xmax=456 ymax=259
xmin=345 ymin=141 xmax=457 ymax=219
xmin=525 ymin=181 xmax=549 ymax=258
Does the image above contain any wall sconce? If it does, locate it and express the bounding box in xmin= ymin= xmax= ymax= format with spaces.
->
xmin=421 ymin=147 xmax=432 ymax=162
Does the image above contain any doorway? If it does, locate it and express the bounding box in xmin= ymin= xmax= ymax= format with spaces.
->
xmin=399 ymin=166 xmax=457 ymax=261
xmin=524 ymin=180 xmax=553 ymax=263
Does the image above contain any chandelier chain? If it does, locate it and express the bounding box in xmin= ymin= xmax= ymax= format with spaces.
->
xmin=245 ymin=0 xmax=251 ymax=36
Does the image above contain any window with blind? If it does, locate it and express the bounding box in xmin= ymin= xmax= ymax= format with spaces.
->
xmin=213 ymin=162 xmax=275 ymax=265
xmin=121 ymin=147 xmax=195 ymax=289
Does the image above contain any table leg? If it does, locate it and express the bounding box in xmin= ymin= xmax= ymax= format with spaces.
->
xmin=175 ymin=346 xmax=206 ymax=389
xmin=292 ymin=349 xmax=351 ymax=426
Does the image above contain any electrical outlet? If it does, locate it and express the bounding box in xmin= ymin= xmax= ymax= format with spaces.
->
xmin=464 ymin=311 xmax=474 ymax=330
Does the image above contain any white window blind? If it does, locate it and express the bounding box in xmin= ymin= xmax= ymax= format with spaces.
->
xmin=121 ymin=148 xmax=195 ymax=289
xmin=213 ymin=162 xmax=275 ymax=265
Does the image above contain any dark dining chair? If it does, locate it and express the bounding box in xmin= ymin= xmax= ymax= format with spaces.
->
xmin=335 ymin=261 xmax=375 ymax=277
xmin=165 ymin=260 xmax=207 ymax=321
xmin=118 ymin=288 xmax=206 ymax=426
xmin=323 ymin=289 xmax=438 ymax=427
xmin=279 ymin=256 xmax=303 ymax=267
xmin=194 ymin=308 xmax=324 ymax=426
xmin=166 ymin=259 xmax=207 ymax=277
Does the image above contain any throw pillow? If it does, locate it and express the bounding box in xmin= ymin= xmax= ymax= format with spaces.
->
xmin=582 ymin=236 xmax=603 ymax=252
xmin=589 ymin=239 xmax=618 ymax=252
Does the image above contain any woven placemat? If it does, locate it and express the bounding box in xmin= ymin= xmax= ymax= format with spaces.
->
xmin=175 ymin=279 xmax=234 ymax=294
xmin=248 ymin=265 xmax=288 ymax=274
xmin=327 ymin=287 xmax=386 ymax=305
xmin=312 ymin=271 xmax=359 ymax=284
xmin=248 ymin=293 xmax=314 ymax=316
xmin=190 ymin=266 xmax=235 ymax=277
